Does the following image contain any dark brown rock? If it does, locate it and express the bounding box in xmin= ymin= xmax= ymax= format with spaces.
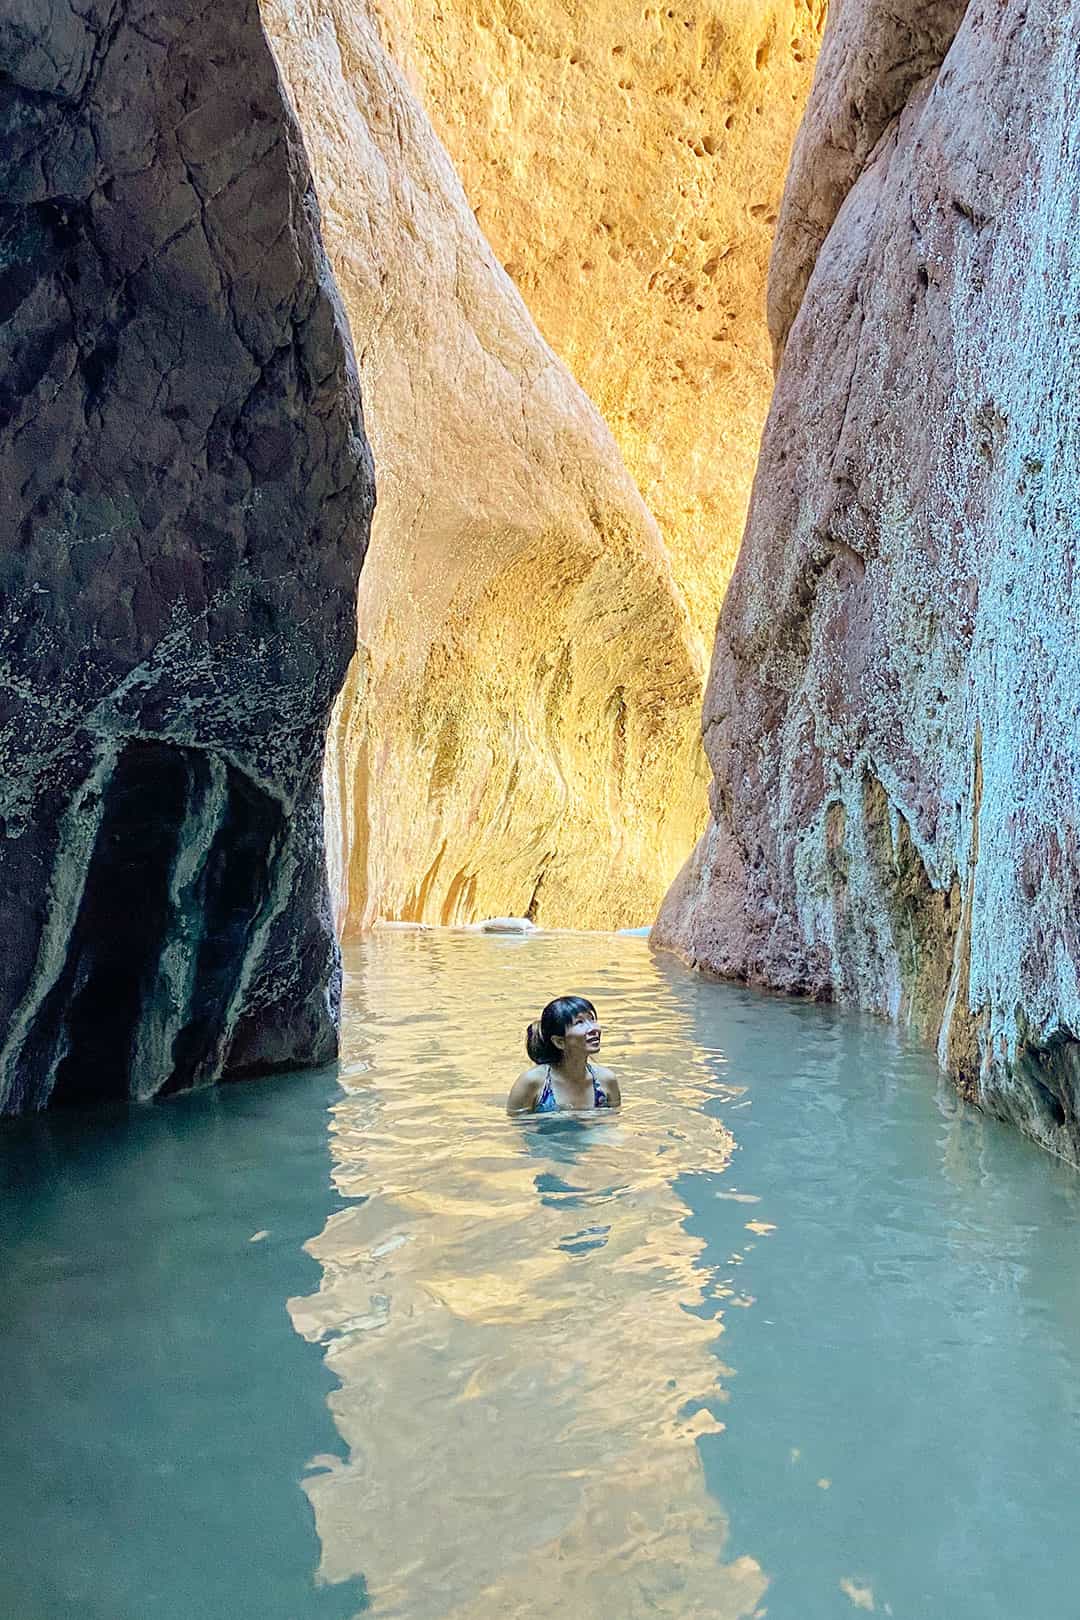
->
xmin=656 ymin=0 xmax=1080 ymax=1162
xmin=0 ymin=0 xmax=373 ymax=1110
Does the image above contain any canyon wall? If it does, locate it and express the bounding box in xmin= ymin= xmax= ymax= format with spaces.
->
xmin=264 ymin=0 xmax=711 ymax=932
xmin=656 ymin=0 xmax=1080 ymax=1160
xmin=369 ymin=0 xmax=826 ymax=651
xmin=0 ymin=0 xmax=373 ymax=1110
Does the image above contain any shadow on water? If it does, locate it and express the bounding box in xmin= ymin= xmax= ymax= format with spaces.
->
xmin=0 ymin=1072 xmax=368 ymax=1620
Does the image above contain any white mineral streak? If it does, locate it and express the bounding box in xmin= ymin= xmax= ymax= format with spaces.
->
xmin=0 ymin=742 xmax=117 ymax=1113
xmin=127 ymin=755 xmax=230 ymax=1102
xmin=657 ymin=0 xmax=1080 ymax=1161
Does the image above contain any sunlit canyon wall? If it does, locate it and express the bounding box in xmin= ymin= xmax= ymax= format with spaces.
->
xmin=0 ymin=0 xmax=373 ymax=1110
xmin=263 ymin=0 xmax=824 ymax=931
xmin=370 ymin=0 xmax=827 ymax=652
xmin=657 ymin=0 xmax=1080 ymax=1161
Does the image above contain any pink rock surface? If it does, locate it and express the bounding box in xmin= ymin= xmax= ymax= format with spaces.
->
xmin=767 ymin=0 xmax=969 ymax=363
xmin=656 ymin=0 xmax=1080 ymax=1159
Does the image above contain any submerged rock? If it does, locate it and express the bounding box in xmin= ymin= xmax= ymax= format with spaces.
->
xmin=0 ymin=0 xmax=373 ymax=1110
xmin=656 ymin=0 xmax=1080 ymax=1160
xmin=476 ymin=918 xmax=536 ymax=935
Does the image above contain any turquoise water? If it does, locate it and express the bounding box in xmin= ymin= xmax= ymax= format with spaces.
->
xmin=4 ymin=931 xmax=1080 ymax=1618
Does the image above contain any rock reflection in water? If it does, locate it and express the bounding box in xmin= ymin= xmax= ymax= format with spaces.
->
xmin=288 ymin=933 xmax=766 ymax=1618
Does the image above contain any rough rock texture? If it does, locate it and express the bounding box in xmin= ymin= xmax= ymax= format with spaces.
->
xmin=369 ymin=0 xmax=826 ymax=649
xmin=0 ymin=0 xmax=373 ymax=1111
xmin=264 ymin=0 xmax=709 ymax=932
xmin=767 ymin=0 xmax=969 ymax=364
xmin=656 ymin=0 xmax=1080 ymax=1161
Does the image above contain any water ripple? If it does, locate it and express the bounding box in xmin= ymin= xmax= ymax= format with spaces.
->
xmin=289 ymin=932 xmax=763 ymax=1618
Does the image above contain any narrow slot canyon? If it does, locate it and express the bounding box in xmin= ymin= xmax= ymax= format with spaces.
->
xmin=259 ymin=0 xmax=825 ymax=933
xmin=11 ymin=7 xmax=1080 ymax=1617
xmin=5 ymin=0 xmax=1080 ymax=1173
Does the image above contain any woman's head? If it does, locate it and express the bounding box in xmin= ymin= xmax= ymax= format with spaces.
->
xmin=526 ymin=995 xmax=600 ymax=1066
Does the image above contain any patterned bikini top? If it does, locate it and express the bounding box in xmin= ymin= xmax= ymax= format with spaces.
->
xmin=535 ymin=1061 xmax=609 ymax=1113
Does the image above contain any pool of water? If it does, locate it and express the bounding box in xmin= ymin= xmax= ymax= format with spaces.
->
xmin=4 ymin=931 xmax=1080 ymax=1619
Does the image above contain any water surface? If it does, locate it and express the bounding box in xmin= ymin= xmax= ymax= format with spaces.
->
xmin=3 ymin=931 xmax=1080 ymax=1618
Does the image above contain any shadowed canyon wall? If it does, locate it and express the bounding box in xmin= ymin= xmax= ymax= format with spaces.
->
xmin=0 ymin=0 xmax=373 ymax=1111
xmin=263 ymin=0 xmax=718 ymax=932
xmin=657 ymin=0 xmax=1080 ymax=1161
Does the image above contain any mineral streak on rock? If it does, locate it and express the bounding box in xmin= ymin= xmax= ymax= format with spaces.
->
xmin=656 ymin=0 xmax=1080 ymax=1161
xmin=263 ymin=0 xmax=709 ymax=932
xmin=0 ymin=0 xmax=374 ymax=1111
xmin=367 ymin=0 xmax=826 ymax=650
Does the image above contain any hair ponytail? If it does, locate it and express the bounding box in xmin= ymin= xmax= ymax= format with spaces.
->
xmin=525 ymin=995 xmax=597 ymax=1066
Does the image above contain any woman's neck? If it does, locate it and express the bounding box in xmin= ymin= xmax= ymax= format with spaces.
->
xmin=555 ymin=1053 xmax=590 ymax=1084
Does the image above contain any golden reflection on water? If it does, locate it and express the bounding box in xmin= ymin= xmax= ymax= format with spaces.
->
xmin=288 ymin=934 xmax=766 ymax=1618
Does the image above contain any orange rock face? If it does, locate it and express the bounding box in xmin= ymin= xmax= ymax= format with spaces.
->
xmin=657 ymin=0 xmax=1080 ymax=1161
xmin=371 ymin=0 xmax=826 ymax=648
xmin=261 ymin=0 xmax=824 ymax=932
xmin=264 ymin=0 xmax=709 ymax=932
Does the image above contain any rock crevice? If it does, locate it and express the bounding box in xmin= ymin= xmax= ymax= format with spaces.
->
xmin=768 ymin=0 xmax=971 ymax=361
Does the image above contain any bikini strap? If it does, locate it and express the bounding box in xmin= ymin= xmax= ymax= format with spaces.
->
xmin=538 ymin=1062 xmax=606 ymax=1109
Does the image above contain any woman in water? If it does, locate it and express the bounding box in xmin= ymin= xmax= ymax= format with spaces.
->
xmin=506 ymin=995 xmax=621 ymax=1114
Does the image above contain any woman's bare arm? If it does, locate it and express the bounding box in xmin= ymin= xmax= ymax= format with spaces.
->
xmin=507 ymin=1068 xmax=545 ymax=1115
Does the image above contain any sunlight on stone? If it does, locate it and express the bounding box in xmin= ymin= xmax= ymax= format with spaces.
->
xmin=371 ymin=0 xmax=826 ymax=648
xmin=261 ymin=0 xmax=823 ymax=933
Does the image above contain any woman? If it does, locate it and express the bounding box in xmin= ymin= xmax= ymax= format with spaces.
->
xmin=507 ymin=995 xmax=621 ymax=1114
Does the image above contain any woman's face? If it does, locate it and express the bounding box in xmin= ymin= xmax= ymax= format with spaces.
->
xmin=556 ymin=1011 xmax=601 ymax=1058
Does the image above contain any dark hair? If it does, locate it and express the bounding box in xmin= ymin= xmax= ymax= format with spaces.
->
xmin=526 ymin=995 xmax=597 ymax=1066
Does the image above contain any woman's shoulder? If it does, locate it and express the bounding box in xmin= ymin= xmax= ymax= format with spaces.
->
xmin=591 ymin=1063 xmax=620 ymax=1105
xmin=507 ymin=1065 xmax=547 ymax=1114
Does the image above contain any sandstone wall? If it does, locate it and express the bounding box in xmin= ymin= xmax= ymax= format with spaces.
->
xmin=369 ymin=0 xmax=825 ymax=650
xmin=264 ymin=0 xmax=709 ymax=932
xmin=656 ymin=0 xmax=1080 ymax=1160
xmin=0 ymin=0 xmax=373 ymax=1110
